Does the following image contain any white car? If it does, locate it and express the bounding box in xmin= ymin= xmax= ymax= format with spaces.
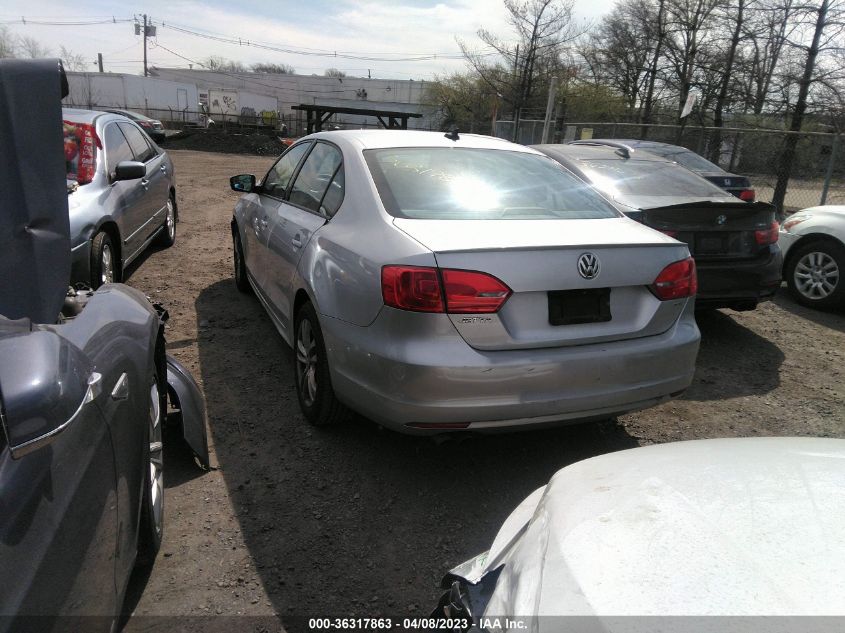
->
xmin=434 ymin=437 xmax=845 ymax=621
xmin=779 ymin=205 xmax=845 ymax=309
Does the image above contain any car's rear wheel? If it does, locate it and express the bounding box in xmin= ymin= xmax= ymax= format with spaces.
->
xmin=136 ymin=378 xmax=165 ymax=567
xmin=90 ymin=230 xmax=119 ymax=289
xmin=293 ymin=301 xmax=349 ymax=426
xmin=786 ymin=239 xmax=844 ymax=309
xmin=233 ymin=231 xmax=252 ymax=293
xmin=156 ymin=193 xmax=177 ymax=248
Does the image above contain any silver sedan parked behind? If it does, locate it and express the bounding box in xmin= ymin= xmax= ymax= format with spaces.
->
xmin=230 ymin=131 xmax=700 ymax=433
xmin=64 ymin=108 xmax=177 ymax=288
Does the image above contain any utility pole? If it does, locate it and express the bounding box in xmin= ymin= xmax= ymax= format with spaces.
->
xmin=135 ymin=15 xmax=154 ymax=76
xmin=143 ymin=14 xmax=148 ymax=77
xmin=97 ymin=53 xmax=103 ymax=73
xmin=541 ymin=76 xmax=558 ymax=144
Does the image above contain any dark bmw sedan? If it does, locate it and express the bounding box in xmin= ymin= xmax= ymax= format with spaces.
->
xmin=535 ymin=143 xmax=782 ymax=311
xmin=572 ymin=139 xmax=756 ymax=201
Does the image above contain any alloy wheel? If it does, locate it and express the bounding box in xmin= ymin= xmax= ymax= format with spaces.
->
xmin=101 ymin=243 xmax=114 ymax=285
xmin=296 ymin=319 xmax=318 ymax=407
xmin=166 ymin=198 xmax=176 ymax=241
xmin=794 ymin=251 xmax=839 ymax=300
xmin=148 ymin=382 xmax=164 ymax=539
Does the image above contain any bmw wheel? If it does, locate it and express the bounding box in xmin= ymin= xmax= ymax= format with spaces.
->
xmin=293 ymin=301 xmax=349 ymax=426
xmin=786 ymin=239 xmax=844 ymax=309
xmin=136 ymin=378 xmax=165 ymax=566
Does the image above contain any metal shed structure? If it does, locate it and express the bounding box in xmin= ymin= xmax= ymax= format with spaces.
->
xmin=292 ymin=103 xmax=423 ymax=134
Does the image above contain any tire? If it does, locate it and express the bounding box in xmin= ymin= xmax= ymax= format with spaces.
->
xmin=293 ymin=301 xmax=349 ymax=426
xmin=232 ymin=230 xmax=252 ymax=294
xmin=90 ymin=230 xmax=119 ymax=289
xmin=136 ymin=378 xmax=165 ymax=567
xmin=155 ymin=193 xmax=177 ymax=248
xmin=785 ymin=239 xmax=845 ymax=309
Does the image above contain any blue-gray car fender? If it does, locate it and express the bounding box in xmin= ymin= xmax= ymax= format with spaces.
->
xmin=166 ymin=354 xmax=210 ymax=468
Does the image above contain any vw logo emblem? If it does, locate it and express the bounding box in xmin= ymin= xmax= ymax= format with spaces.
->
xmin=716 ymin=214 xmax=727 ymax=226
xmin=577 ymin=252 xmax=600 ymax=280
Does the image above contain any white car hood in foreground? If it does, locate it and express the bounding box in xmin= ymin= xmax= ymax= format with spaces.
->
xmin=459 ymin=437 xmax=845 ymax=617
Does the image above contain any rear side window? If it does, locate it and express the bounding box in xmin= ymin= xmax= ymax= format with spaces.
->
xmin=579 ymin=159 xmax=732 ymax=200
xmin=365 ymin=147 xmax=618 ymax=220
xmin=118 ymin=122 xmax=155 ymax=163
xmin=103 ymin=123 xmax=134 ymax=179
xmin=63 ymin=120 xmax=98 ymax=185
xmin=263 ymin=142 xmax=310 ymax=198
xmin=288 ymin=142 xmax=343 ymax=214
xmin=321 ymin=169 xmax=345 ymax=218
xmin=640 ymin=145 xmax=721 ymax=172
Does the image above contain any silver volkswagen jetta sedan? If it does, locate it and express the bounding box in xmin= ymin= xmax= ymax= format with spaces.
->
xmin=230 ymin=130 xmax=700 ymax=433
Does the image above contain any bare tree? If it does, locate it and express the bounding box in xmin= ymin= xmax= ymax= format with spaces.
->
xmin=18 ymin=35 xmax=50 ymax=58
xmin=59 ymin=46 xmax=87 ymax=72
xmin=663 ymin=0 xmax=724 ymax=122
xmin=0 ymin=26 xmax=16 ymax=59
xmin=581 ymin=0 xmax=657 ymax=114
xmin=251 ymin=62 xmax=295 ymax=74
xmin=772 ymin=0 xmax=845 ymax=215
xmin=459 ymin=0 xmax=588 ymax=138
xmin=324 ymin=68 xmax=346 ymax=78
xmin=203 ymin=56 xmax=245 ymax=72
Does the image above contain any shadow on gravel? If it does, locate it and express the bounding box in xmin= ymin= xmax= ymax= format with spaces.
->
xmin=771 ymin=291 xmax=845 ymax=334
xmin=684 ymin=309 xmax=784 ymax=401
xmin=194 ymin=279 xmax=639 ymax=630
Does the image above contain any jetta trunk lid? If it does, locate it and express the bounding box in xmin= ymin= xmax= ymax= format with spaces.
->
xmin=393 ymin=217 xmax=691 ymax=350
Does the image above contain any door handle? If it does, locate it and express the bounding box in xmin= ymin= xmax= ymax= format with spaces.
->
xmin=291 ymin=234 xmax=303 ymax=248
xmin=140 ymin=178 xmax=150 ymax=189
xmin=160 ymin=165 xmax=167 ymax=173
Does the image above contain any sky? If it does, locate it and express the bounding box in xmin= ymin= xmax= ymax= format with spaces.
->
xmin=0 ymin=0 xmax=617 ymax=80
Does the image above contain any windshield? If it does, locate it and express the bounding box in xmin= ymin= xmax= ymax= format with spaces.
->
xmin=365 ymin=147 xmax=620 ymax=220
xmin=579 ymin=159 xmax=732 ymax=203
xmin=638 ymin=145 xmax=721 ymax=172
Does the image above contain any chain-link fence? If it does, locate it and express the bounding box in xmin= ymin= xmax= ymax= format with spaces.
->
xmin=495 ymin=119 xmax=845 ymax=213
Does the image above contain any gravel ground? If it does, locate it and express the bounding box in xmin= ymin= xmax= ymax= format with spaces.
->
xmin=122 ymin=150 xmax=845 ymax=631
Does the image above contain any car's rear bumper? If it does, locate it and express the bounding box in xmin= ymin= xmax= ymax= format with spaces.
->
xmin=321 ymin=302 xmax=700 ymax=434
xmin=695 ymin=246 xmax=782 ymax=309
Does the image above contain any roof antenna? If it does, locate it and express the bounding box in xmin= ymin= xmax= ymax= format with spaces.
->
xmin=444 ymin=128 xmax=460 ymax=141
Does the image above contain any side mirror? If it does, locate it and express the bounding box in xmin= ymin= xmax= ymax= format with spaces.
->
xmin=114 ymin=160 xmax=146 ymax=181
xmin=0 ymin=331 xmax=101 ymax=459
xmin=230 ymin=174 xmax=256 ymax=193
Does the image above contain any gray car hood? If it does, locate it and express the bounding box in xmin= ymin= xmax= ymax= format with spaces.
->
xmin=0 ymin=59 xmax=71 ymax=323
xmin=453 ymin=437 xmax=845 ymax=617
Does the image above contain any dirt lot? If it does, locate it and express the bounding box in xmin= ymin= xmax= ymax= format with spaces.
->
xmin=121 ymin=149 xmax=844 ymax=631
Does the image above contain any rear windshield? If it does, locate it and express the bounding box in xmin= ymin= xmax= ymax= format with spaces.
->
xmin=638 ymin=145 xmax=721 ymax=172
xmin=579 ymin=159 xmax=732 ymax=202
xmin=365 ymin=147 xmax=619 ymax=220
xmin=64 ymin=120 xmax=98 ymax=185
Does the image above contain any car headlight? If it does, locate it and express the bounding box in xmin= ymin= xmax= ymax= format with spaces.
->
xmin=782 ymin=215 xmax=811 ymax=232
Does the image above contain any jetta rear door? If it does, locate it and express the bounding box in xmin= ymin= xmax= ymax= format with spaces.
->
xmin=262 ymin=141 xmax=342 ymax=336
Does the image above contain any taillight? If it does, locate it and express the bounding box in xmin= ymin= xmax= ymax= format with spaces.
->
xmin=739 ymin=189 xmax=756 ymax=202
xmin=381 ymin=266 xmax=511 ymax=313
xmin=754 ymin=221 xmax=779 ymax=245
xmin=442 ymin=269 xmax=511 ymax=313
xmin=651 ymin=257 xmax=697 ymax=300
xmin=63 ymin=120 xmax=101 ymax=185
xmin=381 ymin=266 xmax=444 ymax=312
